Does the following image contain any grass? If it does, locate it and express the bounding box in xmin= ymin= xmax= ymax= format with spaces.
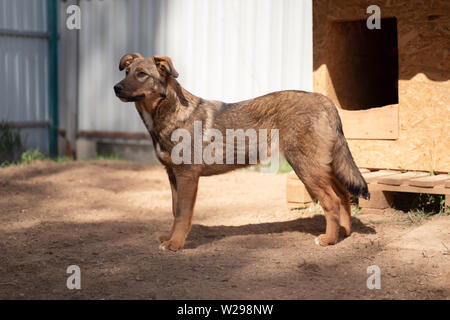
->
xmin=20 ymin=149 xmax=46 ymax=164
xmin=246 ymin=156 xmax=293 ymax=174
xmin=0 ymin=149 xmax=126 ymax=167
xmin=0 ymin=122 xmax=23 ymax=165
xmin=276 ymin=157 xmax=293 ymax=173
xmin=406 ymin=209 xmax=433 ymax=224
xmin=394 ymin=191 xmax=449 ymax=225
xmin=351 ymin=203 xmax=361 ymax=216
xmin=409 ymin=192 xmax=448 ymax=215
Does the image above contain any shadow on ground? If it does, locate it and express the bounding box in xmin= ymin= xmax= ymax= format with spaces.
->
xmin=186 ymin=215 xmax=376 ymax=248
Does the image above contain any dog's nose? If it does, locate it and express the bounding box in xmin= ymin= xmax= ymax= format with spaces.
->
xmin=114 ymin=84 xmax=123 ymax=94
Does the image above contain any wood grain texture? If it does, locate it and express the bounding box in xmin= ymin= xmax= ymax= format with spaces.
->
xmin=408 ymin=174 xmax=450 ymax=188
xmin=361 ymin=170 xmax=398 ymax=183
xmin=313 ymin=0 xmax=450 ymax=172
xmin=337 ymin=105 xmax=398 ymax=140
xmin=376 ymin=172 xmax=429 ymax=186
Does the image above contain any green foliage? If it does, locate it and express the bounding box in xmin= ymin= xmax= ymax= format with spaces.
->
xmin=411 ymin=193 xmax=447 ymax=215
xmin=0 ymin=122 xmax=23 ymax=165
xmin=406 ymin=193 xmax=448 ymax=224
xmin=351 ymin=203 xmax=361 ymax=216
xmin=277 ymin=156 xmax=293 ymax=173
xmin=406 ymin=209 xmax=432 ymax=224
xmin=246 ymin=156 xmax=292 ymax=174
xmin=52 ymin=156 xmax=74 ymax=163
xmin=21 ymin=149 xmax=45 ymax=164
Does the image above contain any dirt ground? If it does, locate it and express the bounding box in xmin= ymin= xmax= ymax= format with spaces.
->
xmin=0 ymin=160 xmax=449 ymax=300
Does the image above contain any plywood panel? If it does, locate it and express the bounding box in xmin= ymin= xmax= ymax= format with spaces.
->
xmin=313 ymin=0 xmax=450 ymax=172
xmin=338 ymin=105 xmax=398 ymax=140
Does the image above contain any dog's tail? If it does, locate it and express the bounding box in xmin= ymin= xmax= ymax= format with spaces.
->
xmin=331 ymin=117 xmax=370 ymax=200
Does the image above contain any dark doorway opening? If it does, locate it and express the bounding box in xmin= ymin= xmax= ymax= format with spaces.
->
xmin=327 ymin=18 xmax=399 ymax=110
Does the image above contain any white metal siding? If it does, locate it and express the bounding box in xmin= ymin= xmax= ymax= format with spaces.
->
xmin=0 ymin=0 xmax=47 ymax=31
xmin=0 ymin=0 xmax=49 ymax=153
xmin=78 ymin=0 xmax=312 ymax=133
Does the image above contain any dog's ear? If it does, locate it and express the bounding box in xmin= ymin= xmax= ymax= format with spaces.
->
xmin=153 ymin=56 xmax=179 ymax=78
xmin=119 ymin=53 xmax=143 ymax=71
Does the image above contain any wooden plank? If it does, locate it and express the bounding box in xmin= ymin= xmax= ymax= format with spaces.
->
xmin=359 ymin=168 xmax=370 ymax=173
xmin=362 ymin=170 xmax=398 ymax=183
xmin=446 ymin=180 xmax=450 ymax=188
xmin=408 ymin=174 xmax=450 ymax=188
xmin=377 ymin=172 xmax=428 ymax=186
xmin=367 ymin=182 xmax=450 ymax=195
xmin=337 ymin=104 xmax=398 ymax=140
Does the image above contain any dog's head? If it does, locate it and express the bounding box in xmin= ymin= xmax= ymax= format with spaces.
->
xmin=113 ymin=53 xmax=179 ymax=102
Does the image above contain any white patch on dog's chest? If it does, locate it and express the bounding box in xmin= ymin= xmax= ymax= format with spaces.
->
xmin=142 ymin=110 xmax=153 ymax=131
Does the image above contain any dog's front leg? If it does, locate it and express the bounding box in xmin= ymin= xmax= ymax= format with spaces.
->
xmin=159 ymin=172 xmax=199 ymax=251
xmin=159 ymin=168 xmax=177 ymax=242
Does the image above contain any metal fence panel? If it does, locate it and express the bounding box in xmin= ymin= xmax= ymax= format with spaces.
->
xmin=0 ymin=0 xmax=49 ymax=154
xmin=78 ymin=0 xmax=312 ymax=133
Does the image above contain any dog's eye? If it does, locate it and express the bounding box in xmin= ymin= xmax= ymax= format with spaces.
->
xmin=137 ymin=72 xmax=147 ymax=78
xmin=125 ymin=69 xmax=130 ymax=75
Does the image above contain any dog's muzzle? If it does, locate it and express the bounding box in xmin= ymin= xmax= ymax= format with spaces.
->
xmin=113 ymin=84 xmax=145 ymax=102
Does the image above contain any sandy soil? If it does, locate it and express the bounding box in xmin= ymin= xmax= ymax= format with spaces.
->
xmin=0 ymin=160 xmax=449 ymax=299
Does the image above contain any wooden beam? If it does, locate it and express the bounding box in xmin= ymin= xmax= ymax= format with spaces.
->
xmin=361 ymin=170 xmax=398 ymax=183
xmin=367 ymin=182 xmax=450 ymax=196
xmin=408 ymin=174 xmax=450 ymax=188
xmin=377 ymin=172 xmax=429 ymax=186
xmin=337 ymin=104 xmax=398 ymax=140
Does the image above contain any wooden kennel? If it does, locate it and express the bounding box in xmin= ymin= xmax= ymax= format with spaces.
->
xmin=287 ymin=0 xmax=449 ymax=211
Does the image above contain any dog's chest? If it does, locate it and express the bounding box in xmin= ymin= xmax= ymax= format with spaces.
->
xmin=142 ymin=110 xmax=153 ymax=132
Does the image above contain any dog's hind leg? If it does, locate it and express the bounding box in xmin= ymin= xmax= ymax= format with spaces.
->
xmin=332 ymin=178 xmax=352 ymax=237
xmin=307 ymin=175 xmax=341 ymax=246
xmin=159 ymin=172 xmax=199 ymax=251
xmin=159 ymin=168 xmax=178 ymax=242
xmin=285 ymin=153 xmax=341 ymax=246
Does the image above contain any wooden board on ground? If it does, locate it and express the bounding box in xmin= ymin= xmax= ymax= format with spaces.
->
xmin=408 ymin=174 xmax=450 ymax=188
xmin=365 ymin=182 xmax=450 ymax=196
xmin=445 ymin=180 xmax=450 ymax=188
xmin=377 ymin=172 xmax=429 ymax=186
xmin=361 ymin=170 xmax=398 ymax=183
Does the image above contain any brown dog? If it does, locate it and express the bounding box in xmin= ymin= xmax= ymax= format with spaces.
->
xmin=114 ymin=53 xmax=369 ymax=251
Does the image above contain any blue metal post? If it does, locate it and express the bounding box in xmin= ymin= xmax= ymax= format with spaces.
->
xmin=48 ymin=0 xmax=58 ymax=157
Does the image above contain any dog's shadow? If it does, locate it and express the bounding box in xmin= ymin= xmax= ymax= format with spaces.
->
xmin=185 ymin=215 xmax=376 ymax=249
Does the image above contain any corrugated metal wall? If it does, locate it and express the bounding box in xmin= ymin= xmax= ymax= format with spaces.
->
xmin=0 ymin=0 xmax=50 ymax=154
xmin=78 ymin=0 xmax=312 ymax=133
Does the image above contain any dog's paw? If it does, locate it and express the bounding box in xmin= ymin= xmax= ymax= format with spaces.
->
xmin=159 ymin=239 xmax=184 ymax=251
xmin=314 ymin=234 xmax=337 ymax=246
xmin=159 ymin=233 xmax=171 ymax=242
xmin=339 ymin=227 xmax=352 ymax=238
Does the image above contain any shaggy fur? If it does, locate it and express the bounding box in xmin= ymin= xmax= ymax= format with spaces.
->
xmin=114 ymin=53 xmax=369 ymax=251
